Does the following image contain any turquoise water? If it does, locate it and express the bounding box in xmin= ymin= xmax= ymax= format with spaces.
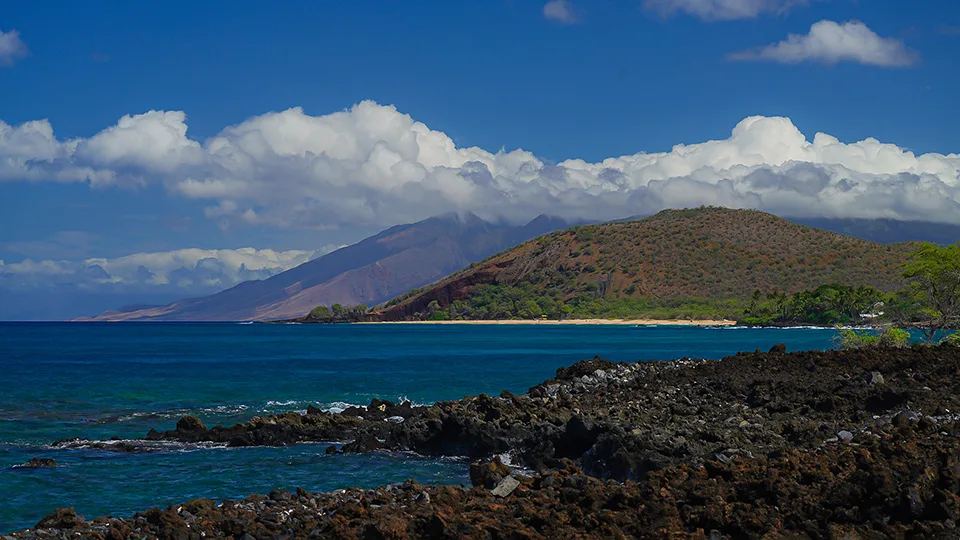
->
xmin=0 ymin=322 xmax=841 ymax=532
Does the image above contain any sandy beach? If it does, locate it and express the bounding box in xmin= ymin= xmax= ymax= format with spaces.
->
xmin=363 ymin=318 xmax=737 ymax=326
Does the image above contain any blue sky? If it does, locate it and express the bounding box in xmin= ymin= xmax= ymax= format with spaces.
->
xmin=1 ymin=0 xmax=958 ymax=318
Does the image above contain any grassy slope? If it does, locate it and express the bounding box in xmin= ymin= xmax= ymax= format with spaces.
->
xmin=376 ymin=207 xmax=916 ymax=321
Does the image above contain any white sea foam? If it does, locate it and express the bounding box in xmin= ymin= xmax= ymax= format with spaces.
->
xmin=49 ymin=438 xmax=228 ymax=453
xmin=722 ymin=325 xmax=842 ymax=330
xmin=323 ymin=402 xmax=364 ymax=414
xmin=265 ymin=400 xmax=299 ymax=407
xmin=497 ymin=452 xmax=516 ymax=467
xmin=113 ymin=404 xmax=251 ymax=423
xmin=395 ymin=396 xmax=429 ymax=408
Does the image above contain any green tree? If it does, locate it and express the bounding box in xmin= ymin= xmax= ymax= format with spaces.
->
xmin=767 ymin=291 xmax=788 ymax=321
xmin=308 ymin=305 xmax=332 ymax=321
xmin=837 ymin=326 xmax=910 ymax=349
xmin=902 ymin=242 xmax=960 ymax=341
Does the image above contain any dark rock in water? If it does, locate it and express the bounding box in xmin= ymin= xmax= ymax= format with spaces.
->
xmin=19 ymin=457 xmax=56 ymax=468
xmin=769 ymin=343 xmax=787 ymax=354
xmin=340 ymin=406 xmax=365 ymax=418
xmin=325 ymin=445 xmax=339 ymax=455
xmin=35 ymin=508 xmax=83 ymax=529
xmin=341 ymin=433 xmax=384 ymax=453
xmin=306 ymin=404 xmax=324 ymax=415
xmin=470 ymin=456 xmax=511 ymax=489
xmin=176 ymin=415 xmax=206 ymax=432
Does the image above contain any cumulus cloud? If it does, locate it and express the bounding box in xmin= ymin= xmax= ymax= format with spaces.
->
xmin=0 ymin=29 xmax=28 ymax=66
xmin=0 ymin=101 xmax=957 ymax=227
xmin=543 ymin=0 xmax=579 ymax=24
xmin=729 ymin=20 xmax=917 ymax=66
xmin=0 ymin=246 xmax=336 ymax=292
xmin=642 ymin=0 xmax=803 ymax=20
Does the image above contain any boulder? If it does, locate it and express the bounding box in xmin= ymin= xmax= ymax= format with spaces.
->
xmin=176 ymin=415 xmax=206 ymax=432
xmin=491 ymin=475 xmax=521 ymax=497
xmin=19 ymin=457 xmax=56 ymax=468
xmin=470 ymin=456 xmax=511 ymax=489
xmin=341 ymin=433 xmax=384 ymax=453
xmin=36 ymin=508 xmax=84 ymax=529
xmin=555 ymin=356 xmax=619 ymax=381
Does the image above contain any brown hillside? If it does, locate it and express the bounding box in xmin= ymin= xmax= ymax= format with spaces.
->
xmin=377 ymin=207 xmax=916 ymax=320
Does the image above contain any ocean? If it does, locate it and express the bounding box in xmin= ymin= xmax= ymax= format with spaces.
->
xmin=0 ymin=322 xmax=844 ymax=532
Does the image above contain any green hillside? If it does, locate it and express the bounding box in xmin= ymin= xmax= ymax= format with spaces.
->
xmin=375 ymin=207 xmax=916 ymax=321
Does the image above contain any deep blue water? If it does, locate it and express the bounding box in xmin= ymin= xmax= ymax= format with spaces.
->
xmin=0 ymin=322 xmax=845 ymax=532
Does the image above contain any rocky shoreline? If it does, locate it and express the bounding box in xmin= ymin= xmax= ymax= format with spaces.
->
xmin=14 ymin=343 xmax=960 ymax=538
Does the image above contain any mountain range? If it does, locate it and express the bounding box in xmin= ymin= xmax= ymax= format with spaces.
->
xmin=81 ymin=210 xmax=958 ymax=322
xmin=81 ymin=213 xmax=571 ymax=321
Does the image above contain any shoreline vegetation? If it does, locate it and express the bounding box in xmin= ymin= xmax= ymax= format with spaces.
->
xmin=13 ymin=343 xmax=960 ymax=538
xmin=356 ymin=318 xmax=738 ymax=326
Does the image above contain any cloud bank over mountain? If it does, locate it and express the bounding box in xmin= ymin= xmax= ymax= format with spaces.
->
xmin=0 ymin=247 xmax=331 ymax=293
xmin=2 ymin=101 xmax=958 ymax=227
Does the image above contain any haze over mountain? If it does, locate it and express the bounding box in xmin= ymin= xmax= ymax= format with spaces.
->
xmin=377 ymin=208 xmax=917 ymax=321
xmin=789 ymin=218 xmax=960 ymax=246
xmin=81 ymin=213 xmax=572 ymax=322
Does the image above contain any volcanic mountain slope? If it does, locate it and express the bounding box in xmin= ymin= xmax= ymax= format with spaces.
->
xmin=83 ymin=213 xmax=571 ymax=321
xmin=376 ymin=207 xmax=917 ymax=320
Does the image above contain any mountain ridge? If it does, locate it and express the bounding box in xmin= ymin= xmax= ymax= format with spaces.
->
xmin=375 ymin=207 xmax=918 ymax=321
xmin=79 ymin=213 xmax=574 ymax=322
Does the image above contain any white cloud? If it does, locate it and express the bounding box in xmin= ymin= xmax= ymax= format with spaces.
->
xmin=0 ymin=246 xmax=336 ymax=292
xmin=543 ymin=0 xmax=578 ymax=24
xmin=643 ymin=0 xmax=802 ymax=20
xmin=77 ymin=110 xmax=204 ymax=173
xmin=0 ymin=29 xmax=28 ymax=66
xmin=0 ymin=101 xmax=958 ymax=227
xmin=729 ymin=20 xmax=917 ymax=66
